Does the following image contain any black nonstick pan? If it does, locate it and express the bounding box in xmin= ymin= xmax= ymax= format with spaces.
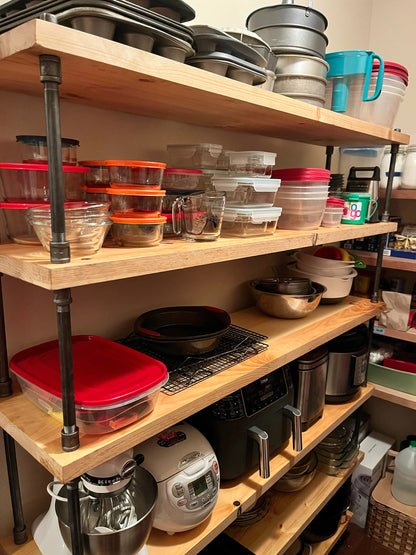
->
xmin=134 ymin=305 xmax=231 ymax=355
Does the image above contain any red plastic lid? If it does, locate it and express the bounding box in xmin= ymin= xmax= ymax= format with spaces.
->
xmin=80 ymin=160 xmax=166 ymax=168
xmin=164 ymin=169 xmax=203 ymax=175
xmin=272 ymin=168 xmax=331 ymax=182
xmin=105 ymin=188 xmax=165 ymax=196
xmin=10 ymin=335 xmax=168 ymax=407
xmin=0 ymin=163 xmax=89 ymax=172
xmin=111 ymin=215 xmax=167 ymax=224
xmin=326 ymin=197 xmax=345 ymax=206
xmin=0 ymin=201 xmax=48 ymax=209
xmin=372 ymin=60 xmax=409 ymax=85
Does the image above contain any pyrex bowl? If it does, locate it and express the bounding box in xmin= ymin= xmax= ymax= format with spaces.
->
xmin=26 ymin=203 xmax=112 ymax=256
xmin=110 ymin=215 xmax=166 ymax=247
xmin=0 ymin=202 xmax=41 ymax=245
xmin=106 ymin=188 xmax=165 ymax=218
xmin=0 ymin=163 xmax=89 ymax=202
xmin=250 ymin=280 xmax=326 ymax=318
xmin=16 ymin=135 xmax=79 ymax=165
xmin=80 ymin=160 xmax=166 ymax=188
xmin=162 ymin=169 xmax=203 ymax=190
xmin=273 ymin=451 xmax=318 ymax=492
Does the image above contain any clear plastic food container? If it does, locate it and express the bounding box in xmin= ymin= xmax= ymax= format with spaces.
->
xmin=162 ymin=168 xmax=203 ymax=190
xmin=9 ymin=335 xmax=168 ymax=434
xmin=166 ymin=144 xmax=223 ymax=169
xmin=212 ymin=177 xmax=281 ymax=206
xmin=16 ymin=135 xmax=80 ymax=165
xmin=221 ymin=206 xmax=282 ymax=237
xmin=227 ymin=151 xmax=277 ymax=177
xmin=0 ymin=202 xmax=41 ymax=245
xmin=0 ymin=163 xmax=89 ymax=202
xmin=106 ymin=187 xmax=165 ymax=217
xmin=272 ymin=167 xmax=331 ymax=187
xmin=80 ymin=160 xmax=166 ymax=188
xmin=276 ymin=199 xmax=326 ymax=230
xmin=110 ymin=215 xmax=166 ymax=247
xmin=26 ymin=202 xmax=112 ymax=256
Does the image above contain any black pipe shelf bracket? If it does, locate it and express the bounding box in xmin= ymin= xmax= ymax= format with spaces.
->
xmin=3 ymin=432 xmax=27 ymax=545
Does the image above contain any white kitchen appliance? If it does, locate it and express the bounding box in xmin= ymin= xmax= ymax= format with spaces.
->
xmin=135 ymin=422 xmax=220 ymax=534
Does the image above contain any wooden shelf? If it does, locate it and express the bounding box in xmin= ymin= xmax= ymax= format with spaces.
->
xmin=370 ymin=383 xmax=416 ymax=410
xmin=0 ymin=534 xmax=39 ymax=555
xmin=225 ymin=456 xmax=362 ymax=555
xmin=148 ymin=415 xmax=368 ymax=555
xmin=351 ymin=250 xmax=416 ymax=272
xmin=0 ymin=297 xmax=381 ymax=483
xmin=311 ymin=510 xmax=353 ymax=555
xmin=373 ymin=325 xmax=416 ymax=343
xmin=0 ymin=20 xmax=409 ymax=147
xmin=0 ymin=222 xmax=397 ymax=290
xmin=379 ymin=190 xmax=416 ymax=200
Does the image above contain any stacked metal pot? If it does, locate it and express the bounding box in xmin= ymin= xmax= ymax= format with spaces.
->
xmin=246 ymin=0 xmax=329 ymax=106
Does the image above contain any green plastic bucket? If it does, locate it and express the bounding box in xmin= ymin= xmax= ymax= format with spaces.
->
xmin=341 ymin=192 xmax=377 ymax=224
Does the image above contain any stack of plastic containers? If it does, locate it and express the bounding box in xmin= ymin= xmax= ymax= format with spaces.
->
xmin=80 ymin=160 xmax=167 ymax=247
xmin=272 ymin=168 xmax=330 ymax=230
xmin=211 ymin=150 xmax=282 ymax=237
xmin=0 ymin=136 xmax=88 ymax=245
xmin=321 ymin=197 xmax=345 ymax=227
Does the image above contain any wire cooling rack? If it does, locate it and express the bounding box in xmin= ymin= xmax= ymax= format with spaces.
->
xmin=119 ymin=324 xmax=268 ymax=395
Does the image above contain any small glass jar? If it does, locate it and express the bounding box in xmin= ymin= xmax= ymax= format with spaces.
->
xmin=400 ymin=145 xmax=416 ymax=189
xmin=380 ymin=145 xmax=406 ymax=189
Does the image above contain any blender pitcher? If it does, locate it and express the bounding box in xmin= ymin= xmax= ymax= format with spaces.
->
xmin=325 ymin=50 xmax=384 ymax=117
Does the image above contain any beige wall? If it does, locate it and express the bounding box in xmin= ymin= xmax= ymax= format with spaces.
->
xmin=0 ymin=0 xmax=415 ymax=540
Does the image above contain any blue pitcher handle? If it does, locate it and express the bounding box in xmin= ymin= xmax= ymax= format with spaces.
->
xmin=363 ymin=53 xmax=384 ymax=102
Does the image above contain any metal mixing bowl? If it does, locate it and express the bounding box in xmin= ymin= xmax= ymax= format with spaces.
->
xmin=250 ymin=280 xmax=326 ymax=318
xmin=253 ymin=276 xmax=312 ymax=295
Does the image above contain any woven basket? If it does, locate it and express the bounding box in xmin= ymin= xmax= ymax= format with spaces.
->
xmin=367 ymin=473 xmax=416 ymax=553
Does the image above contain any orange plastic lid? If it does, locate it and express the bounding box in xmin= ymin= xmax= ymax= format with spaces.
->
xmin=110 ymin=215 xmax=167 ymax=224
xmin=105 ymin=188 xmax=165 ymax=196
xmin=80 ymin=160 xmax=166 ymax=168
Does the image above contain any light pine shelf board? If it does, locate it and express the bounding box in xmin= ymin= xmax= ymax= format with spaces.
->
xmin=311 ymin=510 xmax=353 ymax=555
xmin=374 ymin=326 xmax=416 ymax=343
xmin=226 ymin=456 xmax=362 ymax=555
xmin=369 ymin=383 xmax=416 ymax=410
xmin=0 ymin=20 xmax=409 ymax=147
xmin=351 ymin=250 xmax=416 ymax=271
xmin=148 ymin=405 xmax=370 ymax=555
xmin=0 ymin=535 xmax=39 ymax=555
xmin=0 ymin=221 xmax=397 ymax=290
xmin=0 ymin=297 xmax=381 ymax=483
xmin=379 ymin=190 xmax=416 ymax=199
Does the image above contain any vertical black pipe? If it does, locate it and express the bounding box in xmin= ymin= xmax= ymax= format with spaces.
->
xmin=66 ymin=479 xmax=84 ymax=555
xmin=371 ymin=144 xmax=399 ymax=303
xmin=0 ymin=274 xmax=12 ymax=397
xmin=3 ymin=432 xmax=27 ymax=544
xmin=54 ymin=289 xmax=79 ymax=451
xmin=325 ymin=145 xmax=334 ymax=171
xmin=39 ymin=54 xmax=70 ymax=264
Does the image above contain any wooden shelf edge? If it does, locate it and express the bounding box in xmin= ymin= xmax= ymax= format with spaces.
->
xmin=0 ymin=533 xmax=39 ymax=555
xmin=369 ymin=382 xmax=416 ymax=410
xmin=379 ymin=190 xmax=416 ymax=199
xmin=226 ymin=454 xmax=363 ymax=555
xmin=373 ymin=326 xmax=416 ymax=343
xmin=311 ymin=510 xmax=353 ymax=555
xmin=0 ymin=221 xmax=398 ymax=290
xmin=350 ymin=250 xmax=416 ymax=271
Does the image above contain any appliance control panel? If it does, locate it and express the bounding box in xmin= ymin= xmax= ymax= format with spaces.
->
xmin=166 ymin=455 xmax=219 ymax=512
xmin=211 ymin=366 xmax=289 ymax=420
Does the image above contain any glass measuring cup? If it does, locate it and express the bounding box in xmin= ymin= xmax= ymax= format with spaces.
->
xmin=172 ymin=191 xmax=225 ymax=241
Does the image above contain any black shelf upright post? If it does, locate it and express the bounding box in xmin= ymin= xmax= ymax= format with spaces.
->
xmin=39 ymin=54 xmax=84 ymax=555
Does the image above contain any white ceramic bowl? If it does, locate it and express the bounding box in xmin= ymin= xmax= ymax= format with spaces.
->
xmin=295 ymin=249 xmax=355 ymax=269
xmin=288 ymin=264 xmax=357 ymax=302
xmin=295 ymin=258 xmax=356 ymax=278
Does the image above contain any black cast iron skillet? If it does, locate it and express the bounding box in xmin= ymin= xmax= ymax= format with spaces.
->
xmin=134 ymin=305 xmax=231 ymax=355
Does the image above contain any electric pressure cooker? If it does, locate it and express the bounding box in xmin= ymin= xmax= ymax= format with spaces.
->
xmin=325 ymin=324 xmax=369 ymax=404
xmin=190 ymin=365 xmax=302 ymax=481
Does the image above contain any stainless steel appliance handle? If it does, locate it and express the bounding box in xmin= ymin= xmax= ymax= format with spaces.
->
xmin=283 ymin=405 xmax=303 ymax=451
xmin=248 ymin=426 xmax=270 ymax=479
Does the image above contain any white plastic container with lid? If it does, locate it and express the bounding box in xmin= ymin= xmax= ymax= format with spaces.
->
xmin=221 ymin=206 xmax=282 ymax=237
xmin=227 ymin=151 xmax=277 ymax=177
xmin=400 ymin=145 xmax=416 ymax=189
xmin=391 ymin=441 xmax=416 ymax=506
xmin=380 ymin=145 xmax=406 ymax=189
xmin=166 ymin=144 xmax=223 ymax=169
xmin=211 ymin=176 xmax=280 ymax=206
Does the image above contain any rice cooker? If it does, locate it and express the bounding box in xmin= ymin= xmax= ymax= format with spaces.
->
xmin=135 ymin=423 xmax=219 ymax=534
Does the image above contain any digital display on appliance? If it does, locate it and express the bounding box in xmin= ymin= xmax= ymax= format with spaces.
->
xmin=191 ymin=475 xmax=208 ymax=496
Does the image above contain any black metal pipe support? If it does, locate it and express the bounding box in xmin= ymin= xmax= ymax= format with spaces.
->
xmin=3 ymin=432 xmax=27 ymax=544
xmin=39 ymin=54 xmax=70 ymax=264
xmin=325 ymin=145 xmax=334 ymax=171
xmin=371 ymin=143 xmax=399 ymax=303
xmin=66 ymin=478 xmax=84 ymax=555
xmin=0 ymin=274 xmax=12 ymax=397
xmin=54 ymin=288 xmax=79 ymax=451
